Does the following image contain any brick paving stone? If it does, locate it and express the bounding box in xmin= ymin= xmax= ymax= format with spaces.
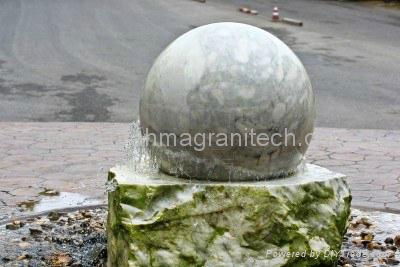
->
xmin=352 ymin=190 xmax=396 ymax=199
xmin=372 ymin=176 xmax=399 ymax=186
xmin=385 ymin=185 xmax=400 ymax=192
xmin=330 ymin=153 xmax=365 ymax=161
xmin=356 ymin=201 xmax=387 ymax=210
xmin=348 ymin=180 xmax=374 ymax=185
xmin=385 ymin=202 xmax=400 ymax=210
xmin=350 ymin=190 xmax=375 ymax=197
xmin=0 ymin=123 xmax=398 ymax=221
xmin=370 ymin=196 xmax=400 ymax=203
xmin=349 ymin=183 xmax=383 ymax=191
xmin=350 ymin=199 xmax=370 ymax=207
xmin=309 ymin=128 xmax=400 ymax=213
xmin=310 ymin=159 xmax=356 ymax=167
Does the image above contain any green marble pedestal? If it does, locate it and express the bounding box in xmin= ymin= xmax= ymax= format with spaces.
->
xmin=107 ymin=164 xmax=351 ymax=267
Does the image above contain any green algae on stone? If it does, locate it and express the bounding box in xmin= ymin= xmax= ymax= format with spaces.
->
xmin=107 ymin=164 xmax=351 ymax=267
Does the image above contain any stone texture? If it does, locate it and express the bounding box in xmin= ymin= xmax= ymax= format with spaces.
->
xmin=140 ymin=22 xmax=315 ymax=181
xmin=107 ymin=164 xmax=351 ymax=267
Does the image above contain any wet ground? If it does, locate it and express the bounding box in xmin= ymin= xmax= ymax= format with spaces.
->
xmin=16 ymin=191 xmax=102 ymax=216
xmin=340 ymin=209 xmax=400 ymax=266
xmin=0 ymin=207 xmax=399 ymax=267
xmin=2 ymin=187 xmax=104 ymax=224
xmin=0 ymin=208 xmax=106 ymax=267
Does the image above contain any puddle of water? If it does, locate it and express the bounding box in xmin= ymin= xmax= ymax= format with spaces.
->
xmin=366 ymin=210 xmax=400 ymax=239
xmin=32 ymin=192 xmax=102 ymax=213
xmin=342 ymin=209 xmax=400 ymax=265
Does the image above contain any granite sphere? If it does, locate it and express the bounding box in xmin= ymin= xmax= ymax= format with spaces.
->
xmin=140 ymin=22 xmax=315 ymax=181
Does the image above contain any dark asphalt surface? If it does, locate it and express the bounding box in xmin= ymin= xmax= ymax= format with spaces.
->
xmin=0 ymin=0 xmax=399 ymax=129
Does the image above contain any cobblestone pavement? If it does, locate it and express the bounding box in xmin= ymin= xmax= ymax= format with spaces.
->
xmin=0 ymin=123 xmax=399 ymax=221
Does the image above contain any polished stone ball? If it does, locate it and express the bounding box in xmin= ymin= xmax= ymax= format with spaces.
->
xmin=140 ymin=22 xmax=315 ymax=181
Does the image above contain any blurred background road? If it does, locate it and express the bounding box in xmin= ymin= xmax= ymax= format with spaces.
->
xmin=0 ymin=0 xmax=399 ymax=129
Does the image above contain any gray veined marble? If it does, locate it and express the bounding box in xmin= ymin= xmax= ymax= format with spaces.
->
xmin=140 ymin=22 xmax=316 ymax=181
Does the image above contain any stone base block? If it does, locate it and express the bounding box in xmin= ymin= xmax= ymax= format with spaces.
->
xmin=107 ymin=164 xmax=351 ymax=267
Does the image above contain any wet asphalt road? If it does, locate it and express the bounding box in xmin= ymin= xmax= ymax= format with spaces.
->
xmin=0 ymin=0 xmax=399 ymax=129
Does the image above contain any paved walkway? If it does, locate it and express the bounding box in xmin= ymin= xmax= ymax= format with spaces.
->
xmin=0 ymin=123 xmax=399 ymax=221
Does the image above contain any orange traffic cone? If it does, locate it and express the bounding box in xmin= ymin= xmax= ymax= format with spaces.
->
xmin=239 ymin=6 xmax=250 ymax=14
xmin=272 ymin=6 xmax=280 ymax=22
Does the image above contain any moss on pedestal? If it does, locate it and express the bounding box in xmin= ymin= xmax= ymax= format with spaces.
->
xmin=107 ymin=164 xmax=351 ymax=267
